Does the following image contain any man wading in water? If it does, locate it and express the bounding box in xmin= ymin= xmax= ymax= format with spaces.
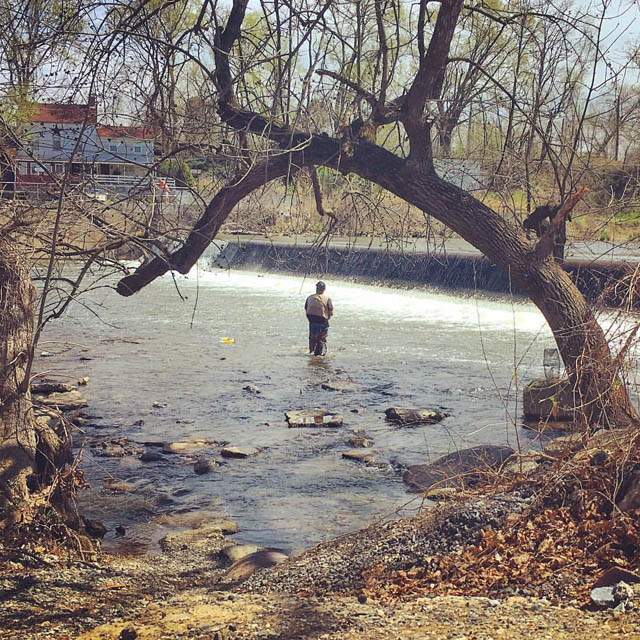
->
xmin=305 ymin=281 xmax=334 ymax=356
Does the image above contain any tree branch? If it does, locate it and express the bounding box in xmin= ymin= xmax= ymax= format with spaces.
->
xmin=533 ymin=187 xmax=588 ymax=262
xmin=404 ymin=0 xmax=464 ymax=164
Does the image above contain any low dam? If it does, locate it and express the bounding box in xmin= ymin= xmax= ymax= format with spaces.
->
xmin=211 ymin=238 xmax=640 ymax=307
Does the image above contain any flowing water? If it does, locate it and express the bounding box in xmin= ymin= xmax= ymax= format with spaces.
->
xmin=40 ymin=264 xmax=563 ymax=555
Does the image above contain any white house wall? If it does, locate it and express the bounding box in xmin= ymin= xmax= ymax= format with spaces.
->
xmin=16 ymin=122 xmax=100 ymax=162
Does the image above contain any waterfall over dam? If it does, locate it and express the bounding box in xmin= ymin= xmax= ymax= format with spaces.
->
xmin=210 ymin=239 xmax=639 ymax=308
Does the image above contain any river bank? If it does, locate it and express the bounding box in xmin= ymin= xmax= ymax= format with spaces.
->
xmin=4 ymin=262 xmax=639 ymax=638
xmin=3 ymin=476 xmax=640 ymax=639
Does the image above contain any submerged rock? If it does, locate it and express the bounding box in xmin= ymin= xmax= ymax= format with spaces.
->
xmin=321 ymin=380 xmax=362 ymax=392
xmin=385 ymin=407 xmax=449 ymax=425
xmin=104 ymin=478 xmax=135 ymax=492
xmin=140 ymin=448 xmax=163 ymax=462
xmin=285 ymin=409 xmax=343 ymax=428
xmin=403 ymin=445 xmax=515 ymax=492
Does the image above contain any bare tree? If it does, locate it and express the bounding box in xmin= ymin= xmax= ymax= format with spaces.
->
xmin=116 ymin=0 xmax=638 ymax=429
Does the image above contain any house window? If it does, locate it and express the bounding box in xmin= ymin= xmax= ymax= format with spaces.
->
xmin=134 ymin=146 xmax=142 ymax=153
xmin=110 ymin=145 xmax=117 ymax=152
xmin=32 ymin=163 xmax=45 ymax=174
xmin=17 ymin=162 xmax=28 ymax=175
xmin=52 ymin=128 xmax=61 ymax=150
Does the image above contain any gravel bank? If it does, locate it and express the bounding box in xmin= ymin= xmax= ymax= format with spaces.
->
xmin=242 ymin=492 xmax=530 ymax=596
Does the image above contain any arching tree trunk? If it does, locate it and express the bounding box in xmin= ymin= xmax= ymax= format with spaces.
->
xmin=115 ymin=0 xmax=639 ymax=430
xmin=116 ymin=139 xmax=639 ymax=429
xmin=0 ymin=238 xmax=37 ymax=524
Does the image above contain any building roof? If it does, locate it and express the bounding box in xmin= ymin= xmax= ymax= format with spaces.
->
xmin=33 ymin=102 xmax=97 ymax=124
xmin=97 ymin=125 xmax=156 ymax=140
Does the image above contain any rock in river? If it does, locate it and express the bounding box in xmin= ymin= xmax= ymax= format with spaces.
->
xmin=342 ymin=449 xmax=377 ymax=464
xmin=221 ymin=446 xmax=259 ymax=459
xmin=321 ymin=380 xmax=362 ymax=392
xmin=38 ymin=390 xmax=88 ymax=411
xmin=163 ymin=439 xmax=211 ymax=454
xmin=285 ymin=409 xmax=343 ymax=428
xmin=194 ymin=457 xmax=219 ymax=473
xmin=403 ymin=445 xmax=515 ymax=492
xmin=385 ymin=407 xmax=448 ymax=425
xmin=31 ymin=381 xmax=75 ymax=394
xmin=140 ymin=448 xmax=163 ymax=462
xmin=347 ymin=435 xmax=374 ymax=448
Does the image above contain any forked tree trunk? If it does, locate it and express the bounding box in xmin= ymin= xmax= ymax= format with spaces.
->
xmin=0 ymin=238 xmax=37 ymax=523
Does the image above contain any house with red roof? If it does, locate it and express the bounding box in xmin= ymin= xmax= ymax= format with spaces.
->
xmin=14 ymin=99 xmax=157 ymax=195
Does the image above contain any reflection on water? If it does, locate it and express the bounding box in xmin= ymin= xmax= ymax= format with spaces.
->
xmin=41 ymin=266 xmax=559 ymax=554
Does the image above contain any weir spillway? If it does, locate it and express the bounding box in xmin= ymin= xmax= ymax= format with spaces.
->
xmin=211 ymin=239 xmax=639 ymax=308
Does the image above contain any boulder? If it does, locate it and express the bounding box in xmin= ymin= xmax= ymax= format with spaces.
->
xmin=617 ymin=470 xmax=640 ymax=513
xmin=163 ymin=440 xmax=210 ymax=454
xmin=77 ymin=377 xmax=90 ymax=386
xmin=221 ymin=446 xmax=259 ymax=459
xmin=543 ymin=433 xmax=583 ymax=457
xmin=38 ymin=390 xmax=88 ymax=411
xmin=160 ymin=519 xmax=239 ymax=552
xmin=522 ymin=378 xmax=575 ymax=420
xmin=347 ymin=436 xmax=374 ymax=448
xmin=194 ymin=457 xmax=218 ymax=474
xmin=82 ymin=517 xmax=107 ymax=538
xmin=590 ymin=583 xmax=633 ymax=609
xmin=385 ymin=407 xmax=448 ymax=425
xmin=424 ymin=487 xmax=462 ymax=501
xmin=403 ymin=445 xmax=515 ymax=492
xmin=225 ymin=549 xmax=288 ymax=582
xmin=140 ymin=449 xmax=163 ymax=462
xmin=285 ymin=409 xmax=343 ymax=428
xmin=321 ymin=380 xmax=362 ymax=392
xmin=594 ymin=567 xmax=640 ymax=589
xmin=502 ymin=453 xmax=541 ymax=476
xmin=32 ymin=381 xmax=75 ymax=394
xmin=222 ymin=544 xmax=261 ymax=563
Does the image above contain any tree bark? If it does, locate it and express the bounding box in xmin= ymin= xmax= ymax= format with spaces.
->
xmin=0 ymin=238 xmax=37 ymax=522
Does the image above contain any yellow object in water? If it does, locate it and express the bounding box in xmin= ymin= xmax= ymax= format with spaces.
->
xmin=220 ymin=337 xmax=235 ymax=344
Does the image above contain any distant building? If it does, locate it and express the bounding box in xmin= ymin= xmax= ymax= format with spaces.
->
xmin=95 ymin=125 xmax=155 ymax=178
xmin=14 ymin=99 xmax=157 ymax=195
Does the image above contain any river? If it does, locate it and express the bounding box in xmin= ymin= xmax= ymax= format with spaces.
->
xmin=39 ymin=264 xmax=562 ymax=555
